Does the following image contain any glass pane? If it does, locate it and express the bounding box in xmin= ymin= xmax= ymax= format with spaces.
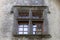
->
xmin=37 ymin=29 xmax=42 ymax=31
xmin=18 ymin=25 xmax=23 ymax=27
xmin=18 ymin=28 xmax=23 ymax=31
xmin=24 ymin=28 xmax=28 ymax=31
xmin=33 ymin=25 xmax=37 ymax=27
xmin=37 ymin=24 xmax=42 ymax=29
xmin=24 ymin=32 xmax=28 ymax=34
xmin=33 ymin=28 xmax=36 ymax=31
xmin=24 ymin=25 xmax=28 ymax=27
xmin=33 ymin=32 xmax=35 ymax=34
xmin=18 ymin=32 xmax=23 ymax=34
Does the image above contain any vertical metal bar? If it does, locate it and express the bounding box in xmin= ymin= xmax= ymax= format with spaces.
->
xmin=13 ymin=8 xmax=19 ymax=35
xmin=29 ymin=9 xmax=32 ymax=19
xmin=43 ymin=8 xmax=48 ymax=34
xmin=28 ymin=9 xmax=33 ymax=34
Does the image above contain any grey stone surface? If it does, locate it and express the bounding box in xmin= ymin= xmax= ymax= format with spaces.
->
xmin=0 ymin=0 xmax=60 ymax=40
xmin=44 ymin=0 xmax=60 ymax=40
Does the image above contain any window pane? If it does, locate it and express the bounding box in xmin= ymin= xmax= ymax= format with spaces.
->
xmin=18 ymin=28 xmax=23 ymax=31
xmin=33 ymin=25 xmax=37 ymax=27
xmin=24 ymin=28 xmax=28 ymax=31
xmin=18 ymin=32 xmax=23 ymax=34
xmin=37 ymin=29 xmax=42 ymax=31
xmin=33 ymin=28 xmax=36 ymax=31
xmin=24 ymin=25 xmax=28 ymax=27
xmin=37 ymin=24 xmax=42 ymax=29
xmin=24 ymin=32 xmax=28 ymax=34
xmin=18 ymin=25 xmax=23 ymax=27
xmin=33 ymin=32 xmax=35 ymax=34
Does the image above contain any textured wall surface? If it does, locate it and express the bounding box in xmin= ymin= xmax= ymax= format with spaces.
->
xmin=44 ymin=0 xmax=60 ymax=40
xmin=0 ymin=0 xmax=60 ymax=40
xmin=0 ymin=0 xmax=15 ymax=40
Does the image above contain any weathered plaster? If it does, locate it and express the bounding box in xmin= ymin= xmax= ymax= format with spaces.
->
xmin=0 ymin=0 xmax=60 ymax=40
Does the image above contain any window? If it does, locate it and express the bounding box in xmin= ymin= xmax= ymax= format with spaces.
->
xmin=13 ymin=6 xmax=51 ymax=40
xmin=18 ymin=24 xmax=28 ymax=34
xmin=18 ymin=24 xmax=42 ymax=34
xmin=13 ymin=6 xmax=47 ymax=35
xmin=32 ymin=24 xmax=42 ymax=34
xmin=33 ymin=25 xmax=37 ymax=34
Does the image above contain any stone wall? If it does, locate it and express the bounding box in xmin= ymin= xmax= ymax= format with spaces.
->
xmin=0 ymin=0 xmax=60 ymax=40
xmin=0 ymin=0 xmax=15 ymax=40
xmin=44 ymin=0 xmax=60 ymax=40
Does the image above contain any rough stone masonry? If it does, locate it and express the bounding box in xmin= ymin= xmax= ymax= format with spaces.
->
xmin=0 ymin=0 xmax=60 ymax=40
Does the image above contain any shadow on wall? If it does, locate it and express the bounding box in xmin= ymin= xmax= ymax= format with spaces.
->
xmin=54 ymin=0 xmax=60 ymax=6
